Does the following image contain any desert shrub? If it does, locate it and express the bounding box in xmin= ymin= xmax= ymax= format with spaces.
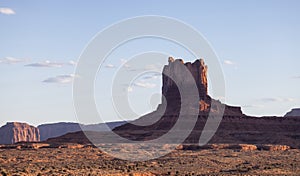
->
xmin=1 ymin=170 xmax=8 ymax=176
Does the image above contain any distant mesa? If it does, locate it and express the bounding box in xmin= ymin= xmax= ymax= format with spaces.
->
xmin=0 ymin=122 xmax=39 ymax=144
xmin=284 ymin=108 xmax=300 ymax=117
xmin=0 ymin=121 xmax=126 ymax=144
xmin=38 ymin=121 xmax=126 ymax=141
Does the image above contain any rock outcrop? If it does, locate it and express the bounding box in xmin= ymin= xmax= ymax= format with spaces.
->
xmin=285 ymin=108 xmax=300 ymax=117
xmin=113 ymin=58 xmax=244 ymax=141
xmin=0 ymin=122 xmax=40 ymax=144
xmin=112 ymin=57 xmax=300 ymax=148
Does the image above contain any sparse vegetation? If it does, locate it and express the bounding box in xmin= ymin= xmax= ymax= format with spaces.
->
xmin=0 ymin=144 xmax=299 ymax=175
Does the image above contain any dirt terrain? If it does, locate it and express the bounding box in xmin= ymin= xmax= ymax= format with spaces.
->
xmin=0 ymin=143 xmax=299 ymax=176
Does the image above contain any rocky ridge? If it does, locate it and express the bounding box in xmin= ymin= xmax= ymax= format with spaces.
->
xmin=285 ymin=108 xmax=300 ymax=117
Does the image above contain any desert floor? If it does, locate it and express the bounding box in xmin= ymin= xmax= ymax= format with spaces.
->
xmin=0 ymin=144 xmax=300 ymax=176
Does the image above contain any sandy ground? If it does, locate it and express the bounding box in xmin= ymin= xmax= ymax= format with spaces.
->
xmin=0 ymin=145 xmax=300 ymax=176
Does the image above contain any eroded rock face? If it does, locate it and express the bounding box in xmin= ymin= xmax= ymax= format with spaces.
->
xmin=0 ymin=122 xmax=40 ymax=144
xmin=162 ymin=58 xmax=208 ymax=103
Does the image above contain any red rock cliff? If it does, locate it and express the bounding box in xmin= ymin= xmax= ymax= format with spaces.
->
xmin=0 ymin=122 xmax=40 ymax=144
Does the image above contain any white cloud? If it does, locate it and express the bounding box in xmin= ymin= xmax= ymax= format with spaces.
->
xmin=105 ymin=64 xmax=116 ymax=68
xmin=259 ymin=97 xmax=295 ymax=103
xmin=26 ymin=60 xmax=63 ymax=68
xmin=223 ymin=60 xmax=236 ymax=65
xmin=0 ymin=8 xmax=15 ymax=15
xmin=43 ymin=74 xmax=76 ymax=84
xmin=26 ymin=60 xmax=77 ymax=68
xmin=120 ymin=59 xmax=130 ymax=68
xmin=0 ymin=57 xmax=29 ymax=64
xmin=127 ymin=86 xmax=133 ymax=92
xmin=144 ymin=64 xmax=163 ymax=72
xmin=67 ymin=60 xmax=77 ymax=66
xmin=242 ymin=105 xmax=264 ymax=108
xmin=134 ymin=82 xmax=156 ymax=88
xmin=141 ymin=73 xmax=161 ymax=80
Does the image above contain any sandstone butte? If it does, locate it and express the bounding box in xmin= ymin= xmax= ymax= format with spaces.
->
xmin=113 ymin=57 xmax=300 ymax=148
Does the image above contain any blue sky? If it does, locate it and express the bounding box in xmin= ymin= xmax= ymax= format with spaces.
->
xmin=0 ymin=0 xmax=300 ymax=126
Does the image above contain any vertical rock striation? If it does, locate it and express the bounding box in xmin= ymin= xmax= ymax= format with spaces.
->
xmin=0 ymin=122 xmax=40 ymax=144
xmin=162 ymin=58 xmax=208 ymax=102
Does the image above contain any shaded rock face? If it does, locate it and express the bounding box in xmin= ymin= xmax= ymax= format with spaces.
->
xmin=38 ymin=122 xmax=81 ymax=141
xmin=0 ymin=122 xmax=40 ymax=144
xmin=285 ymin=108 xmax=300 ymax=117
xmin=38 ymin=121 xmax=127 ymax=141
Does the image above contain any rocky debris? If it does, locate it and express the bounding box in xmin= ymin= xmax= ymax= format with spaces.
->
xmin=257 ymin=144 xmax=291 ymax=151
xmin=1 ymin=145 xmax=299 ymax=175
xmin=0 ymin=142 xmax=292 ymax=152
xmin=176 ymin=144 xmax=291 ymax=151
xmin=0 ymin=142 xmax=89 ymax=150
xmin=0 ymin=122 xmax=40 ymax=144
xmin=0 ymin=143 xmax=50 ymax=149
xmin=53 ymin=144 xmax=85 ymax=149
xmin=285 ymin=108 xmax=300 ymax=117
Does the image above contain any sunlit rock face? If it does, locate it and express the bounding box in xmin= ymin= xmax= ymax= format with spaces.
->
xmin=0 ymin=122 xmax=40 ymax=144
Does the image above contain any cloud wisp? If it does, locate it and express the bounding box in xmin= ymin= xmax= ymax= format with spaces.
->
xmin=242 ymin=104 xmax=264 ymax=108
xmin=223 ymin=60 xmax=236 ymax=65
xmin=259 ymin=97 xmax=295 ymax=103
xmin=133 ymin=82 xmax=156 ymax=88
xmin=0 ymin=57 xmax=29 ymax=64
xmin=142 ymin=73 xmax=161 ymax=79
xmin=105 ymin=64 xmax=116 ymax=68
xmin=26 ymin=60 xmax=77 ymax=68
xmin=43 ymin=74 xmax=76 ymax=84
xmin=0 ymin=8 xmax=15 ymax=15
xmin=126 ymin=82 xmax=157 ymax=92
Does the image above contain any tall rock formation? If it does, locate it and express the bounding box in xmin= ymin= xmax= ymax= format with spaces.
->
xmin=161 ymin=58 xmax=210 ymax=113
xmin=0 ymin=122 xmax=40 ymax=144
xmin=113 ymin=58 xmax=244 ymax=142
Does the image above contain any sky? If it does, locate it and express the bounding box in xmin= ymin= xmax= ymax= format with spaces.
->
xmin=1 ymin=0 xmax=300 ymax=126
